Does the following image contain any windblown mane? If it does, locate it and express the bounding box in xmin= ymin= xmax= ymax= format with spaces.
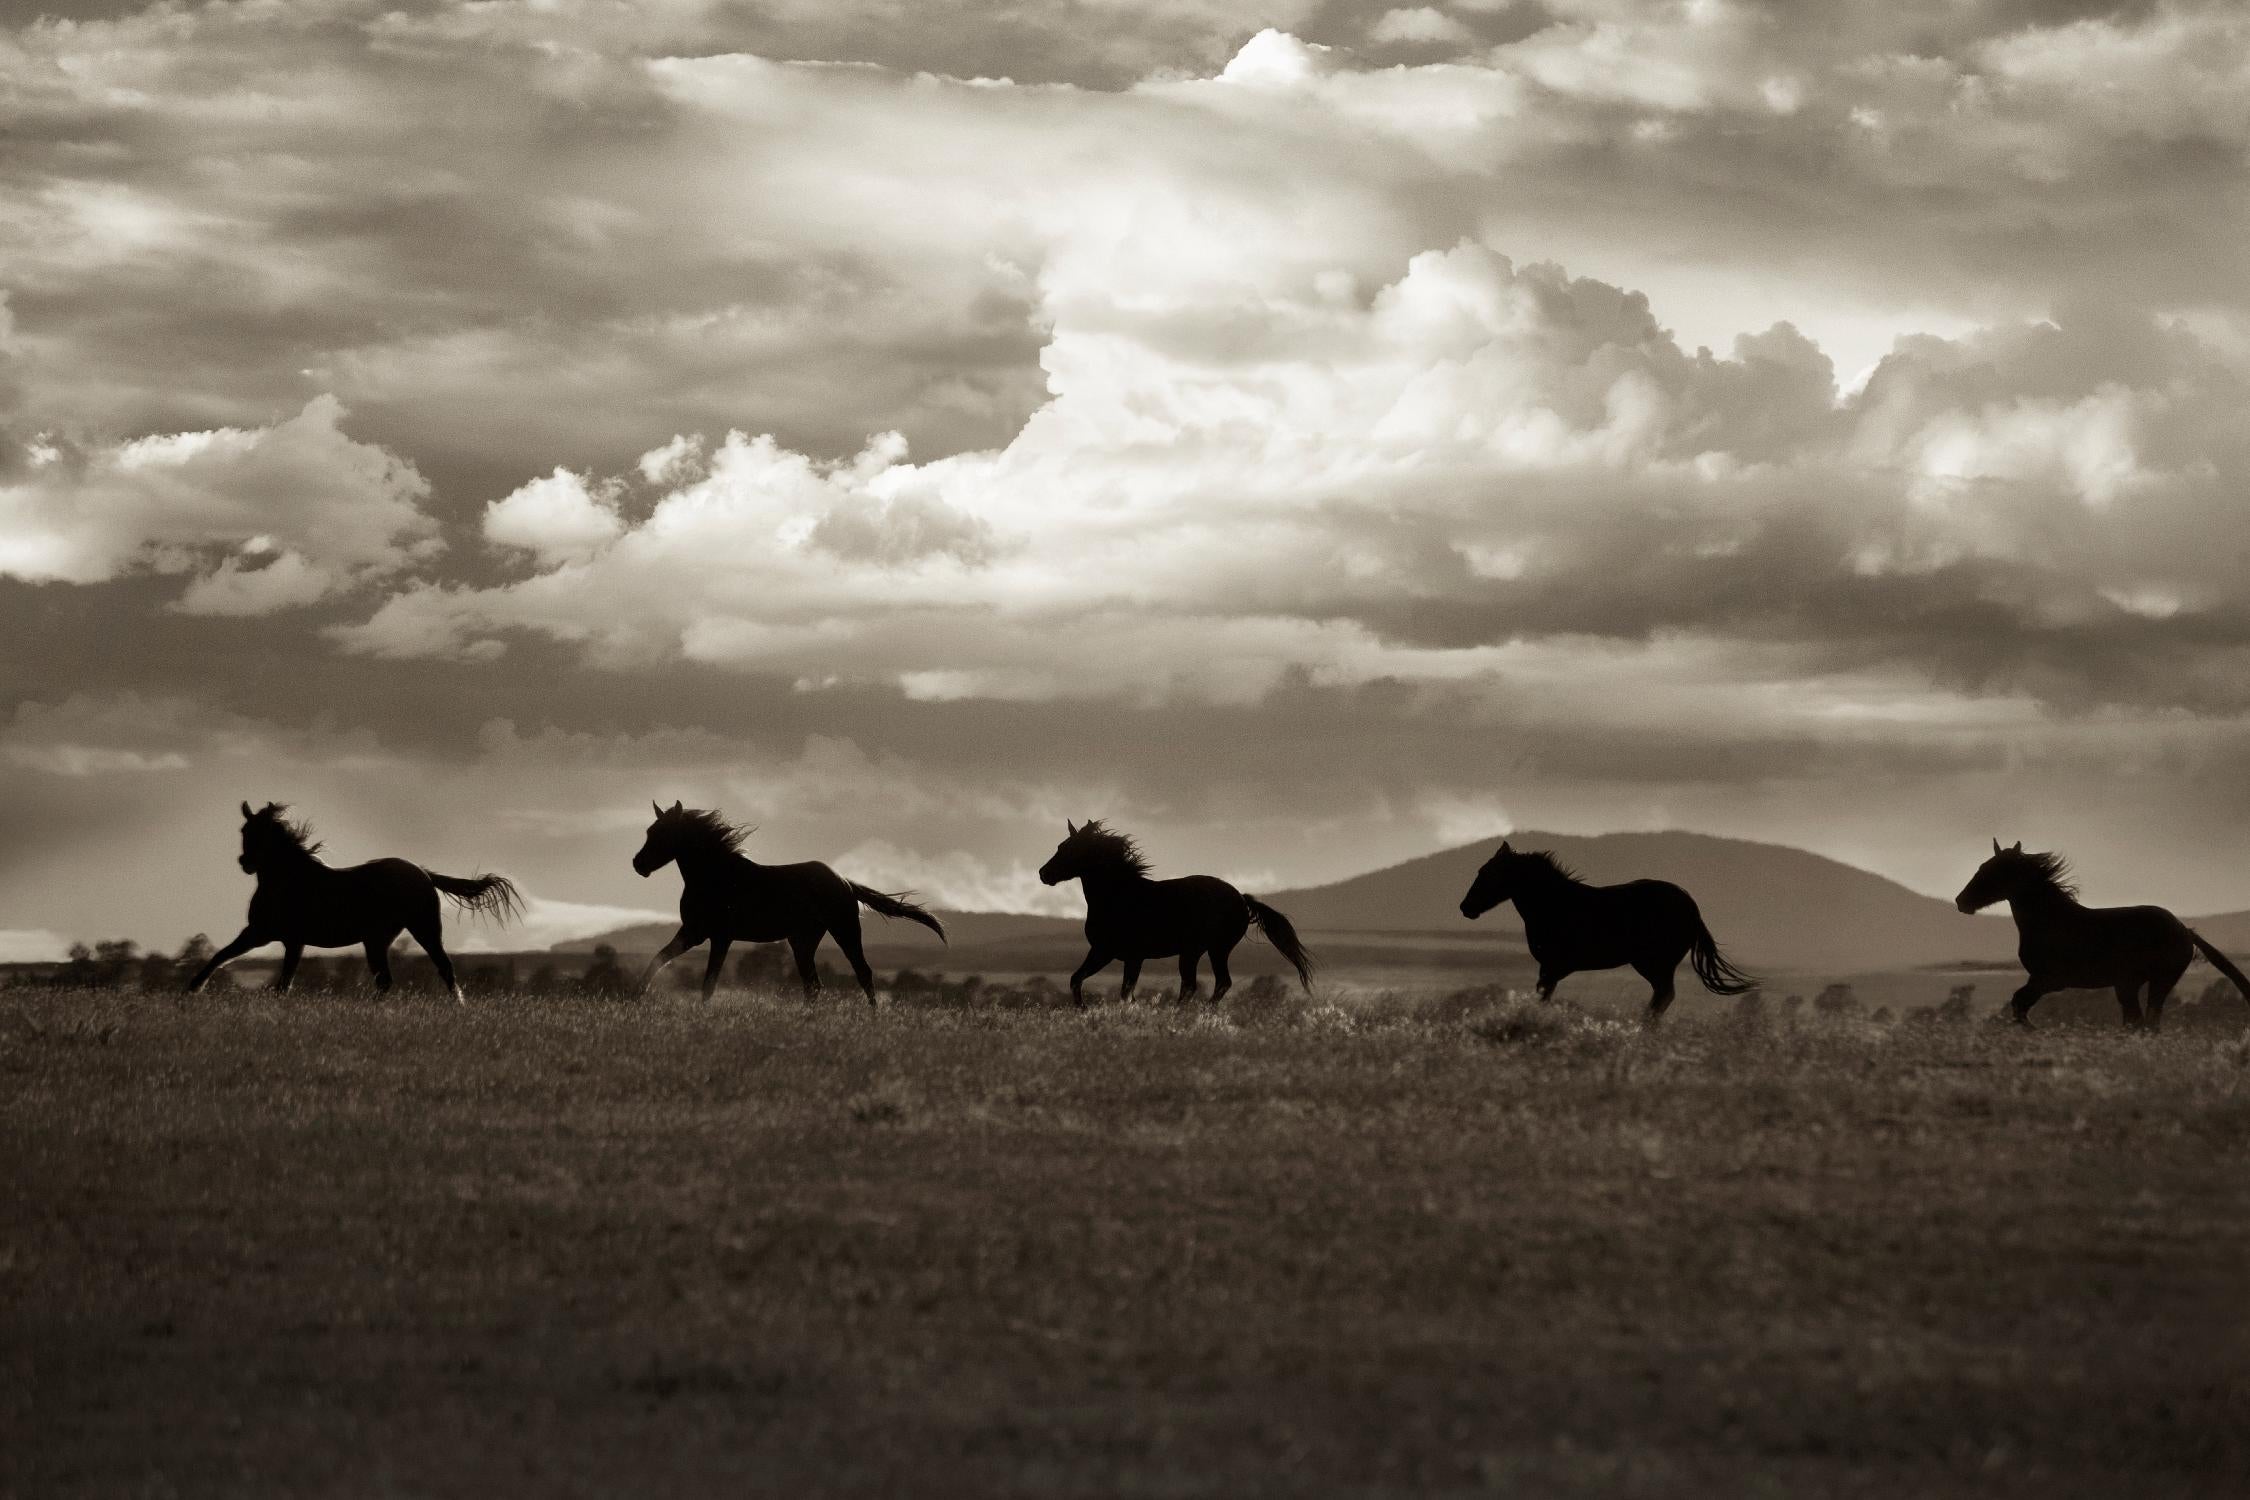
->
xmin=1511 ymin=847 xmax=1581 ymax=885
xmin=1071 ymin=820 xmax=1151 ymax=877
xmin=249 ymin=802 xmax=322 ymax=856
xmin=671 ymin=806 xmax=754 ymax=858
xmin=2009 ymin=848 xmax=2078 ymax=899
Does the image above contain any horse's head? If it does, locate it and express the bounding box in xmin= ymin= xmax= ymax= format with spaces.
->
xmin=633 ymin=801 xmax=687 ymax=877
xmin=237 ymin=800 xmax=308 ymax=874
xmin=1955 ymin=838 xmax=2032 ymax=912
xmin=1460 ymin=841 xmax=1524 ymax=919
xmin=1038 ymin=820 xmax=1091 ymax=886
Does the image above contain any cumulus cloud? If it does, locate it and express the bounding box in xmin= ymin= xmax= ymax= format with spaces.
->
xmin=0 ymin=396 xmax=433 ymax=610
xmin=322 ymin=229 xmax=2250 ymax=718
xmin=483 ymin=469 xmax=626 ymax=565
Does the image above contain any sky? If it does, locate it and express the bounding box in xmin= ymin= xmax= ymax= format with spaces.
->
xmin=5 ymin=0 xmax=2250 ymax=957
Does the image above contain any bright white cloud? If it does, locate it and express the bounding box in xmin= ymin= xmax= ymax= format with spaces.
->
xmin=483 ymin=469 xmax=626 ymax=565
xmin=0 ymin=396 xmax=433 ymax=609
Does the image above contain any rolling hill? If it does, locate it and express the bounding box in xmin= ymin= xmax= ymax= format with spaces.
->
xmin=1259 ymin=830 xmax=2024 ymax=974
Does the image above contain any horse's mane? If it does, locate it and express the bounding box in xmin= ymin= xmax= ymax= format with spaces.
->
xmin=1508 ymin=847 xmax=1581 ymax=885
xmin=2006 ymin=847 xmax=2078 ymax=899
xmin=670 ymin=806 xmax=753 ymax=857
xmin=248 ymin=802 xmax=322 ymax=857
xmin=1070 ymin=820 xmax=1151 ymax=877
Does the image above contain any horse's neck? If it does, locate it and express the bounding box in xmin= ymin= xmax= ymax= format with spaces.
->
xmin=1080 ymin=866 xmax=1148 ymax=905
xmin=680 ymin=845 xmax=754 ymax=883
xmin=1511 ymin=875 xmax=1585 ymax=922
xmin=2006 ymin=885 xmax=2081 ymax=930
xmin=255 ymin=850 xmax=329 ymax=892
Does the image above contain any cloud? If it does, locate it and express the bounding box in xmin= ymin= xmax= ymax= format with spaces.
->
xmin=0 ymin=929 xmax=69 ymax=963
xmin=829 ymin=839 xmax=1083 ymax=917
xmin=460 ymin=894 xmax=675 ymax=954
xmin=14 ymin=4 xmax=2250 ymax=927
xmin=0 ymin=395 xmax=434 ymax=610
xmin=483 ymin=469 xmax=626 ymax=566
xmin=318 ymin=227 xmax=2250 ymax=718
xmin=1369 ymin=10 xmax=1476 ymax=49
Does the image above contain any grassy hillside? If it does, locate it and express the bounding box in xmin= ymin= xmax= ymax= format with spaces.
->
xmin=7 ymin=986 xmax=2247 ymax=1497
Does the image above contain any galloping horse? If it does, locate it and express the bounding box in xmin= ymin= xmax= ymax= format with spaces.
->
xmin=1037 ymin=820 xmax=1313 ymax=1005
xmin=185 ymin=802 xmax=522 ymax=1000
xmin=630 ymin=802 xmax=945 ymax=1002
xmin=1954 ymin=840 xmax=2250 ymax=1029
xmin=1458 ymin=841 xmax=1756 ymax=1021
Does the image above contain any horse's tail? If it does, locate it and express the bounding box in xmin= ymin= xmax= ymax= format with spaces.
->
xmin=851 ymin=883 xmax=947 ymax=944
xmin=1245 ymin=896 xmax=1314 ymax=992
xmin=1689 ymin=918 xmax=1758 ymax=996
xmin=427 ymin=870 xmax=525 ymax=924
xmin=2186 ymin=929 xmax=2250 ymax=1006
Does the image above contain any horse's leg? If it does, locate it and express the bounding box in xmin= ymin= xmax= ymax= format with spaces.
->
xmin=788 ymin=932 xmax=823 ymax=1001
xmin=2009 ymin=978 xmax=2056 ymax=1027
xmin=1068 ymin=949 xmax=1111 ymax=1008
xmin=1177 ymin=951 xmax=1202 ymax=1004
xmin=1208 ymin=944 xmax=1235 ymax=1004
xmin=701 ymin=936 xmax=733 ymax=1003
xmin=634 ymin=926 xmax=703 ymax=997
xmin=1635 ymin=958 xmax=1678 ymax=1024
xmin=275 ymin=941 xmax=304 ymax=994
xmin=184 ymin=925 xmax=264 ymax=994
xmin=1119 ymin=957 xmax=1143 ymax=1003
xmin=2113 ymin=982 xmax=2145 ymax=1030
xmin=363 ymin=933 xmax=397 ymax=995
xmin=828 ymin=905 xmax=879 ymax=1006
xmin=407 ymin=916 xmax=464 ymax=1004
xmin=2145 ymin=955 xmax=2190 ymax=1033
xmin=1535 ymin=964 xmax=1567 ymax=1004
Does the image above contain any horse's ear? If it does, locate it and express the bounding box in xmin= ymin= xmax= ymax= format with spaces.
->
xmin=1499 ymin=839 xmax=1512 ymax=852
xmin=670 ymin=800 xmax=683 ymax=814
xmin=1992 ymin=837 xmax=2001 ymax=856
xmin=241 ymin=801 xmax=253 ymax=820
xmin=1067 ymin=819 xmax=1078 ymax=835
xmin=2010 ymin=841 xmax=2023 ymax=853
xmin=652 ymin=800 xmax=663 ymax=818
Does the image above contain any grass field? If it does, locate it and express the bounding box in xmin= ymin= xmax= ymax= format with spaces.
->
xmin=6 ymin=984 xmax=2248 ymax=1497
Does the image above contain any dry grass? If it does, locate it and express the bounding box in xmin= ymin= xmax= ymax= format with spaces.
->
xmin=5 ymin=985 xmax=2247 ymax=1497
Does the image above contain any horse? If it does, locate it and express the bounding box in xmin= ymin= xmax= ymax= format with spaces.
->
xmin=630 ymin=801 xmax=945 ymax=1003
xmin=1954 ymin=839 xmax=2250 ymax=1029
xmin=1458 ymin=841 xmax=1756 ymax=1021
xmin=1036 ymin=820 xmax=1313 ymax=1006
xmin=185 ymin=801 xmax=523 ymax=1001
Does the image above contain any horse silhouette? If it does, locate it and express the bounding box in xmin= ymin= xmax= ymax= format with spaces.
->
xmin=1459 ymin=841 xmax=1755 ymax=1020
xmin=1954 ymin=839 xmax=2250 ymax=1029
xmin=185 ymin=801 xmax=522 ymax=1001
xmin=1037 ymin=820 xmax=1312 ymax=1006
xmin=630 ymin=802 xmax=944 ymax=1003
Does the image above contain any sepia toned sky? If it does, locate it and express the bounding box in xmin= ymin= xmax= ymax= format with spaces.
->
xmin=6 ymin=0 xmax=2250 ymax=954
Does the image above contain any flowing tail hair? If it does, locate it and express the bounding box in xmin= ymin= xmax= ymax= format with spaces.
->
xmin=851 ymin=884 xmax=947 ymax=944
xmin=1689 ymin=919 xmax=1758 ymax=996
xmin=1245 ymin=896 xmax=1314 ymax=992
xmin=427 ymin=870 xmax=525 ymax=924
xmin=2187 ymin=929 xmax=2250 ymax=1007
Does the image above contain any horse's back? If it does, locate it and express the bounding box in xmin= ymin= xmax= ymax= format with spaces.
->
xmin=1595 ymin=877 xmax=1702 ymax=922
xmin=1088 ymin=874 xmax=1247 ymax=957
xmin=2019 ymin=901 xmax=2192 ymax=983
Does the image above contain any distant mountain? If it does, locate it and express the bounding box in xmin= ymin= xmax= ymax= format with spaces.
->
xmin=1260 ymin=830 xmax=2021 ymax=974
xmin=558 ymin=829 xmax=2250 ymax=978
